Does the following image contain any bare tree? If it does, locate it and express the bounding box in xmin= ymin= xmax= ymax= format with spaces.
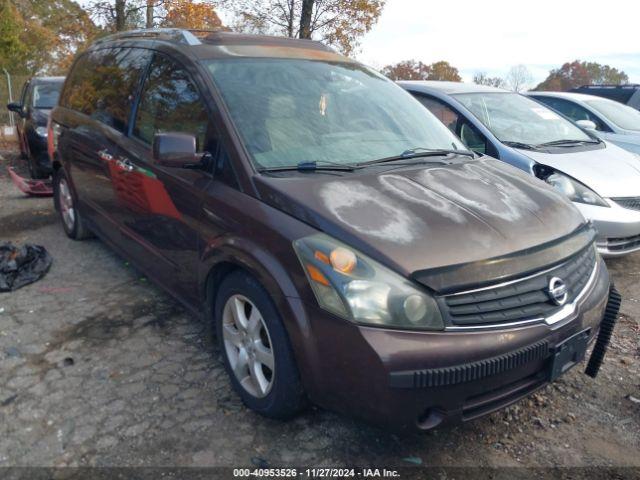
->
xmin=87 ymin=0 xmax=167 ymax=32
xmin=505 ymin=65 xmax=533 ymax=92
xmin=473 ymin=72 xmax=506 ymax=88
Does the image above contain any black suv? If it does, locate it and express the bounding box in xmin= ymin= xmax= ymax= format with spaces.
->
xmin=7 ymin=76 xmax=65 ymax=178
xmin=570 ymin=84 xmax=640 ymax=111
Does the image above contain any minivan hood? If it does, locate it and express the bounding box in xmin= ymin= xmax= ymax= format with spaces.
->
xmin=255 ymin=158 xmax=584 ymax=276
xmin=516 ymin=142 xmax=640 ymax=197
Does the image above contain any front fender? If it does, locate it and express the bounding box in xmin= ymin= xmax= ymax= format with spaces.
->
xmin=200 ymin=233 xmax=325 ymax=396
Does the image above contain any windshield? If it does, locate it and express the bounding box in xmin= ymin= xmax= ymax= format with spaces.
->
xmin=454 ymin=92 xmax=592 ymax=146
xmin=204 ymin=59 xmax=466 ymax=169
xmin=32 ymin=82 xmax=63 ymax=109
xmin=584 ymin=98 xmax=640 ymax=132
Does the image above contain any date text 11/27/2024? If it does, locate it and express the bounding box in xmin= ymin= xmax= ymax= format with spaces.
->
xmin=233 ymin=468 xmax=401 ymax=478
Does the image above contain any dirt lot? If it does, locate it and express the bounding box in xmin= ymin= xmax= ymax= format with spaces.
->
xmin=0 ymin=147 xmax=638 ymax=476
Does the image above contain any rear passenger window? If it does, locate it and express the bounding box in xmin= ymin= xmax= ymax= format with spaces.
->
xmin=61 ymin=48 xmax=151 ymax=133
xmin=133 ymin=54 xmax=214 ymax=153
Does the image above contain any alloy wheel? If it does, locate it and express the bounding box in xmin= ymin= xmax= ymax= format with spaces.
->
xmin=222 ymin=294 xmax=275 ymax=398
xmin=58 ymin=177 xmax=75 ymax=232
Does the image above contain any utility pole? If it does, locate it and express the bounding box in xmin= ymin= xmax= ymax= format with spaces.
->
xmin=3 ymin=69 xmax=14 ymax=128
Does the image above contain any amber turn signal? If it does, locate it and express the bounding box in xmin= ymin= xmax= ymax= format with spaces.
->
xmin=306 ymin=264 xmax=330 ymax=286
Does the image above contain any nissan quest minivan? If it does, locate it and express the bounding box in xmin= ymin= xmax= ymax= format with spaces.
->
xmin=49 ymin=29 xmax=619 ymax=430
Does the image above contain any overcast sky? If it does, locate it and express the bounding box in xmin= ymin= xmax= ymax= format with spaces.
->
xmin=354 ymin=0 xmax=640 ymax=87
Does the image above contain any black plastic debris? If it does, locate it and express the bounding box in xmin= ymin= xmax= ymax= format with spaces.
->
xmin=0 ymin=242 xmax=53 ymax=292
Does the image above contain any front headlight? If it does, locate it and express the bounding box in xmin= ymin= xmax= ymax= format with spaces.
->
xmin=293 ymin=233 xmax=444 ymax=330
xmin=545 ymin=171 xmax=608 ymax=207
xmin=35 ymin=126 xmax=48 ymax=137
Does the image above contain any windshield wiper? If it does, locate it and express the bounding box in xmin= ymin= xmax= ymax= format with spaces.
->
xmin=503 ymin=141 xmax=540 ymax=150
xmin=536 ymin=139 xmax=600 ymax=147
xmin=357 ymin=148 xmax=474 ymax=167
xmin=258 ymin=160 xmax=359 ymax=173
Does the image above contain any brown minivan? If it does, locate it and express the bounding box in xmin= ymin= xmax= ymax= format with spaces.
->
xmin=48 ymin=29 xmax=619 ymax=430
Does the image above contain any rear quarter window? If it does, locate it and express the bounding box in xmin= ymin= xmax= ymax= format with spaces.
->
xmin=60 ymin=47 xmax=152 ymax=133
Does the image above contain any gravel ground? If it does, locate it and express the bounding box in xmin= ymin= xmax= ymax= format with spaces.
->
xmin=0 ymin=148 xmax=638 ymax=476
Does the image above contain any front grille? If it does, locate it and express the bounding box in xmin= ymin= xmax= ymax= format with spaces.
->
xmin=612 ymin=197 xmax=640 ymax=211
xmin=606 ymin=234 xmax=640 ymax=252
xmin=441 ymin=245 xmax=596 ymax=327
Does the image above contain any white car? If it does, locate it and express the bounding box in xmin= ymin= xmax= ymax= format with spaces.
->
xmin=527 ymin=91 xmax=640 ymax=154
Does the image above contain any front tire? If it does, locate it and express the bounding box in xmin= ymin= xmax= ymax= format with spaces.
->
xmin=215 ymin=271 xmax=305 ymax=419
xmin=53 ymin=169 xmax=92 ymax=240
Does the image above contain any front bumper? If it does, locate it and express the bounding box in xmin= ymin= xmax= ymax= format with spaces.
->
xmin=574 ymin=201 xmax=640 ymax=256
xmin=26 ymin=129 xmax=52 ymax=172
xmin=291 ymin=257 xmax=611 ymax=431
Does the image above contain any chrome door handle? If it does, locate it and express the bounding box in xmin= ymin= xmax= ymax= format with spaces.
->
xmin=115 ymin=157 xmax=134 ymax=172
xmin=97 ymin=149 xmax=114 ymax=162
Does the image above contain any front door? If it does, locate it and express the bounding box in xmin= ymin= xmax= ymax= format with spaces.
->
xmin=112 ymin=52 xmax=218 ymax=304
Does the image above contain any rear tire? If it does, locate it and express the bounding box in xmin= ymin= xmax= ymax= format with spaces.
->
xmin=53 ymin=168 xmax=93 ymax=240
xmin=215 ymin=270 xmax=305 ymax=419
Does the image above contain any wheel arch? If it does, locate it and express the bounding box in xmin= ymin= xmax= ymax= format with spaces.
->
xmin=201 ymin=239 xmax=319 ymax=389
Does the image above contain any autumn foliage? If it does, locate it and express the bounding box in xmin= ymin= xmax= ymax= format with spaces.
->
xmin=162 ymin=1 xmax=223 ymax=30
xmin=535 ymin=60 xmax=629 ymax=91
xmin=382 ymin=60 xmax=461 ymax=82
xmin=1 ymin=0 xmax=97 ymax=75
xmin=227 ymin=0 xmax=385 ymax=56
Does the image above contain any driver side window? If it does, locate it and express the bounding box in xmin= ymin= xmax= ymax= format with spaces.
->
xmin=537 ymin=97 xmax=607 ymax=131
xmin=134 ymin=53 xmax=216 ymax=154
xmin=417 ymin=94 xmax=488 ymax=154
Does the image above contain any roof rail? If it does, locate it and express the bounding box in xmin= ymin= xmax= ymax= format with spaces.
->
xmin=93 ymin=28 xmax=213 ymax=46
xmin=576 ymin=84 xmax=640 ymax=89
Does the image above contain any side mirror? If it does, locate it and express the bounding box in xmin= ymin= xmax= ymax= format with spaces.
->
xmin=576 ymin=119 xmax=597 ymax=131
xmin=7 ymin=102 xmax=25 ymax=117
xmin=153 ymin=132 xmax=199 ymax=168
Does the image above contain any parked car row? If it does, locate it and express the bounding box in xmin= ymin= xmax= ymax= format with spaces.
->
xmin=400 ymin=81 xmax=640 ymax=257
xmin=6 ymin=29 xmax=630 ymax=430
